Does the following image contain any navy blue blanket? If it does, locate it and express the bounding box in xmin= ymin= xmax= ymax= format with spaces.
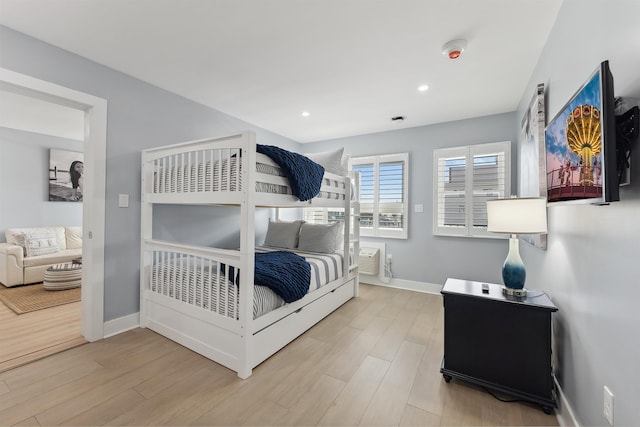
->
xmin=257 ymin=144 xmax=324 ymax=201
xmin=255 ymin=251 xmax=311 ymax=303
xmin=222 ymin=251 xmax=311 ymax=303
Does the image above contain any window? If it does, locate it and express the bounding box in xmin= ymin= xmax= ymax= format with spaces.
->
xmin=352 ymin=153 xmax=409 ymax=239
xmin=433 ymin=141 xmax=510 ymax=237
xmin=303 ymin=207 xmax=344 ymax=224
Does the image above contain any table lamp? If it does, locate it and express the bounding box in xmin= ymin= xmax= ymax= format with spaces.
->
xmin=486 ymin=197 xmax=548 ymax=297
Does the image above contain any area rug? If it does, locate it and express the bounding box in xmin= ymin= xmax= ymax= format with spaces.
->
xmin=0 ymin=283 xmax=81 ymax=314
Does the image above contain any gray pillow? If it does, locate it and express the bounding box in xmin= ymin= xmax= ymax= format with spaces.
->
xmin=263 ymin=220 xmax=304 ymax=249
xmin=297 ymin=222 xmax=341 ymax=253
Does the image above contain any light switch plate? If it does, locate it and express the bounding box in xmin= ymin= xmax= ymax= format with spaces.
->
xmin=118 ymin=194 xmax=129 ymax=208
xmin=414 ymin=204 xmax=424 ymax=213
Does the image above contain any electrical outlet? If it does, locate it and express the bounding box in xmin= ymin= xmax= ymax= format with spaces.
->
xmin=603 ymin=385 xmax=614 ymax=426
xmin=386 ymin=254 xmax=392 ymax=261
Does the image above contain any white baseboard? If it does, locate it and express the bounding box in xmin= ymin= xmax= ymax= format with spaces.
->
xmin=359 ymin=276 xmax=442 ymax=295
xmin=555 ymin=376 xmax=580 ymax=426
xmin=103 ymin=312 xmax=140 ymax=338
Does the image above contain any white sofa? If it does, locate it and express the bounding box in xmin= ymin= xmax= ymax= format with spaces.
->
xmin=0 ymin=226 xmax=82 ymax=287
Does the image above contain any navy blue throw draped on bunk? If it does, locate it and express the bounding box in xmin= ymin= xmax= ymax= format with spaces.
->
xmin=222 ymin=251 xmax=312 ymax=303
xmin=256 ymin=144 xmax=324 ymax=201
xmin=254 ymin=251 xmax=311 ymax=303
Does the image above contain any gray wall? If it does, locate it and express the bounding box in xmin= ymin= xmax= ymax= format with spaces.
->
xmin=0 ymin=25 xmax=298 ymax=320
xmin=514 ymin=1 xmax=640 ymax=425
xmin=306 ymin=113 xmax=519 ymax=287
xmin=0 ymin=126 xmax=83 ymax=240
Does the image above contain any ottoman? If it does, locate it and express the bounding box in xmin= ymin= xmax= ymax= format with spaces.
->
xmin=43 ymin=263 xmax=82 ymax=290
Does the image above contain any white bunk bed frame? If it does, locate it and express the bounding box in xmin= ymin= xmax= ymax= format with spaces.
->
xmin=140 ymin=131 xmax=360 ymax=378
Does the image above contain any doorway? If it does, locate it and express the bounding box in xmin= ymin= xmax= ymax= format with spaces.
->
xmin=0 ymin=68 xmax=107 ymax=359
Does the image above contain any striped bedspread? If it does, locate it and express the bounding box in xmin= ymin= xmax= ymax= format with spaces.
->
xmin=256 ymin=247 xmax=343 ymax=292
xmin=150 ymin=247 xmax=344 ymax=319
xmin=252 ymin=246 xmax=344 ymax=318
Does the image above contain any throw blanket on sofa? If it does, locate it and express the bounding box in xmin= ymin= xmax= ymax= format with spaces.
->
xmin=222 ymin=251 xmax=311 ymax=303
xmin=257 ymin=144 xmax=324 ymax=201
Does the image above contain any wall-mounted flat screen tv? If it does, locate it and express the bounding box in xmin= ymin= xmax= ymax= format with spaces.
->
xmin=545 ymin=60 xmax=619 ymax=205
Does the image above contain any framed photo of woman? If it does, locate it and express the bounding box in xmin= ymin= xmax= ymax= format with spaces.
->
xmin=49 ymin=149 xmax=84 ymax=202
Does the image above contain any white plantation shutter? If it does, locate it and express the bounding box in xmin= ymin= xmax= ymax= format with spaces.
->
xmin=352 ymin=154 xmax=408 ymax=239
xmin=378 ymin=161 xmax=405 ymax=230
xmin=303 ymin=209 xmax=326 ymax=223
xmin=434 ymin=141 xmax=510 ymax=237
xmin=435 ymin=147 xmax=467 ymax=231
xmin=353 ymin=163 xmax=374 ymax=230
xmin=303 ymin=205 xmax=345 ymax=226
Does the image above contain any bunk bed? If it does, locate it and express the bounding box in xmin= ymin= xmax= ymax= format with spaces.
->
xmin=140 ymin=131 xmax=360 ymax=378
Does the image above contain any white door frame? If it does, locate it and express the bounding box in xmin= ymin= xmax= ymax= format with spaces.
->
xmin=0 ymin=67 xmax=106 ymax=341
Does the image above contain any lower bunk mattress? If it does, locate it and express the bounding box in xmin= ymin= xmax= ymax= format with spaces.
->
xmin=150 ymin=246 xmax=344 ymax=319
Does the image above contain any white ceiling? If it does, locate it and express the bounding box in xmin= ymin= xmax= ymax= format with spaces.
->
xmin=0 ymin=0 xmax=563 ymax=143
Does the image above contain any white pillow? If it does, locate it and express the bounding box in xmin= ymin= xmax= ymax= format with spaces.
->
xmin=340 ymin=154 xmax=350 ymax=176
xmin=22 ymin=231 xmax=59 ymax=257
xmin=305 ymin=148 xmax=344 ymax=175
xmin=6 ymin=227 xmax=66 ymax=250
xmin=297 ymin=222 xmax=341 ymax=254
xmin=263 ymin=219 xmax=304 ymax=249
xmin=66 ymin=226 xmax=83 ymax=249
xmin=334 ymin=221 xmax=345 ymax=250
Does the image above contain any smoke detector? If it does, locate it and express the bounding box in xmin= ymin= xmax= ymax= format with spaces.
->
xmin=442 ymin=39 xmax=467 ymax=60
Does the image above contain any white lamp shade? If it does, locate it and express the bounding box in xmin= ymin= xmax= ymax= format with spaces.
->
xmin=486 ymin=197 xmax=548 ymax=234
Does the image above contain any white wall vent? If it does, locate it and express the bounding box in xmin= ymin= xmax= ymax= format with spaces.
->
xmin=359 ymin=247 xmax=380 ymax=275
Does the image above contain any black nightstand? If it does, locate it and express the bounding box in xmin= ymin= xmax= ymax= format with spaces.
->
xmin=440 ymin=278 xmax=558 ymax=413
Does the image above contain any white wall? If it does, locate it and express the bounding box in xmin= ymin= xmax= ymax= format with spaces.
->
xmin=0 ymin=126 xmax=83 ymax=239
xmin=516 ymin=1 xmax=640 ymax=425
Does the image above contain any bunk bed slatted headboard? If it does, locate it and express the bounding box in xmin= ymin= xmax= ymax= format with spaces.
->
xmin=152 ymin=147 xmax=243 ymax=194
xmin=151 ymin=249 xmax=240 ymax=319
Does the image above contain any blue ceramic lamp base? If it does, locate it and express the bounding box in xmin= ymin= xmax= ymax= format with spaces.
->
xmin=502 ymin=235 xmax=527 ymax=298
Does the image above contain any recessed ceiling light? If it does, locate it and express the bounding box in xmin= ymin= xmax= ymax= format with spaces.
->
xmin=301 ymin=111 xmax=310 ymax=117
xmin=418 ymin=84 xmax=429 ymax=92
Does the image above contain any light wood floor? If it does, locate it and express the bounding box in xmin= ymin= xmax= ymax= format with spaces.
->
xmin=0 ymin=295 xmax=85 ymax=373
xmin=0 ymin=284 xmax=559 ymax=426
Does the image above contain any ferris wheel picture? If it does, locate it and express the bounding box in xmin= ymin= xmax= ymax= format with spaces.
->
xmin=545 ymin=69 xmax=604 ymax=202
